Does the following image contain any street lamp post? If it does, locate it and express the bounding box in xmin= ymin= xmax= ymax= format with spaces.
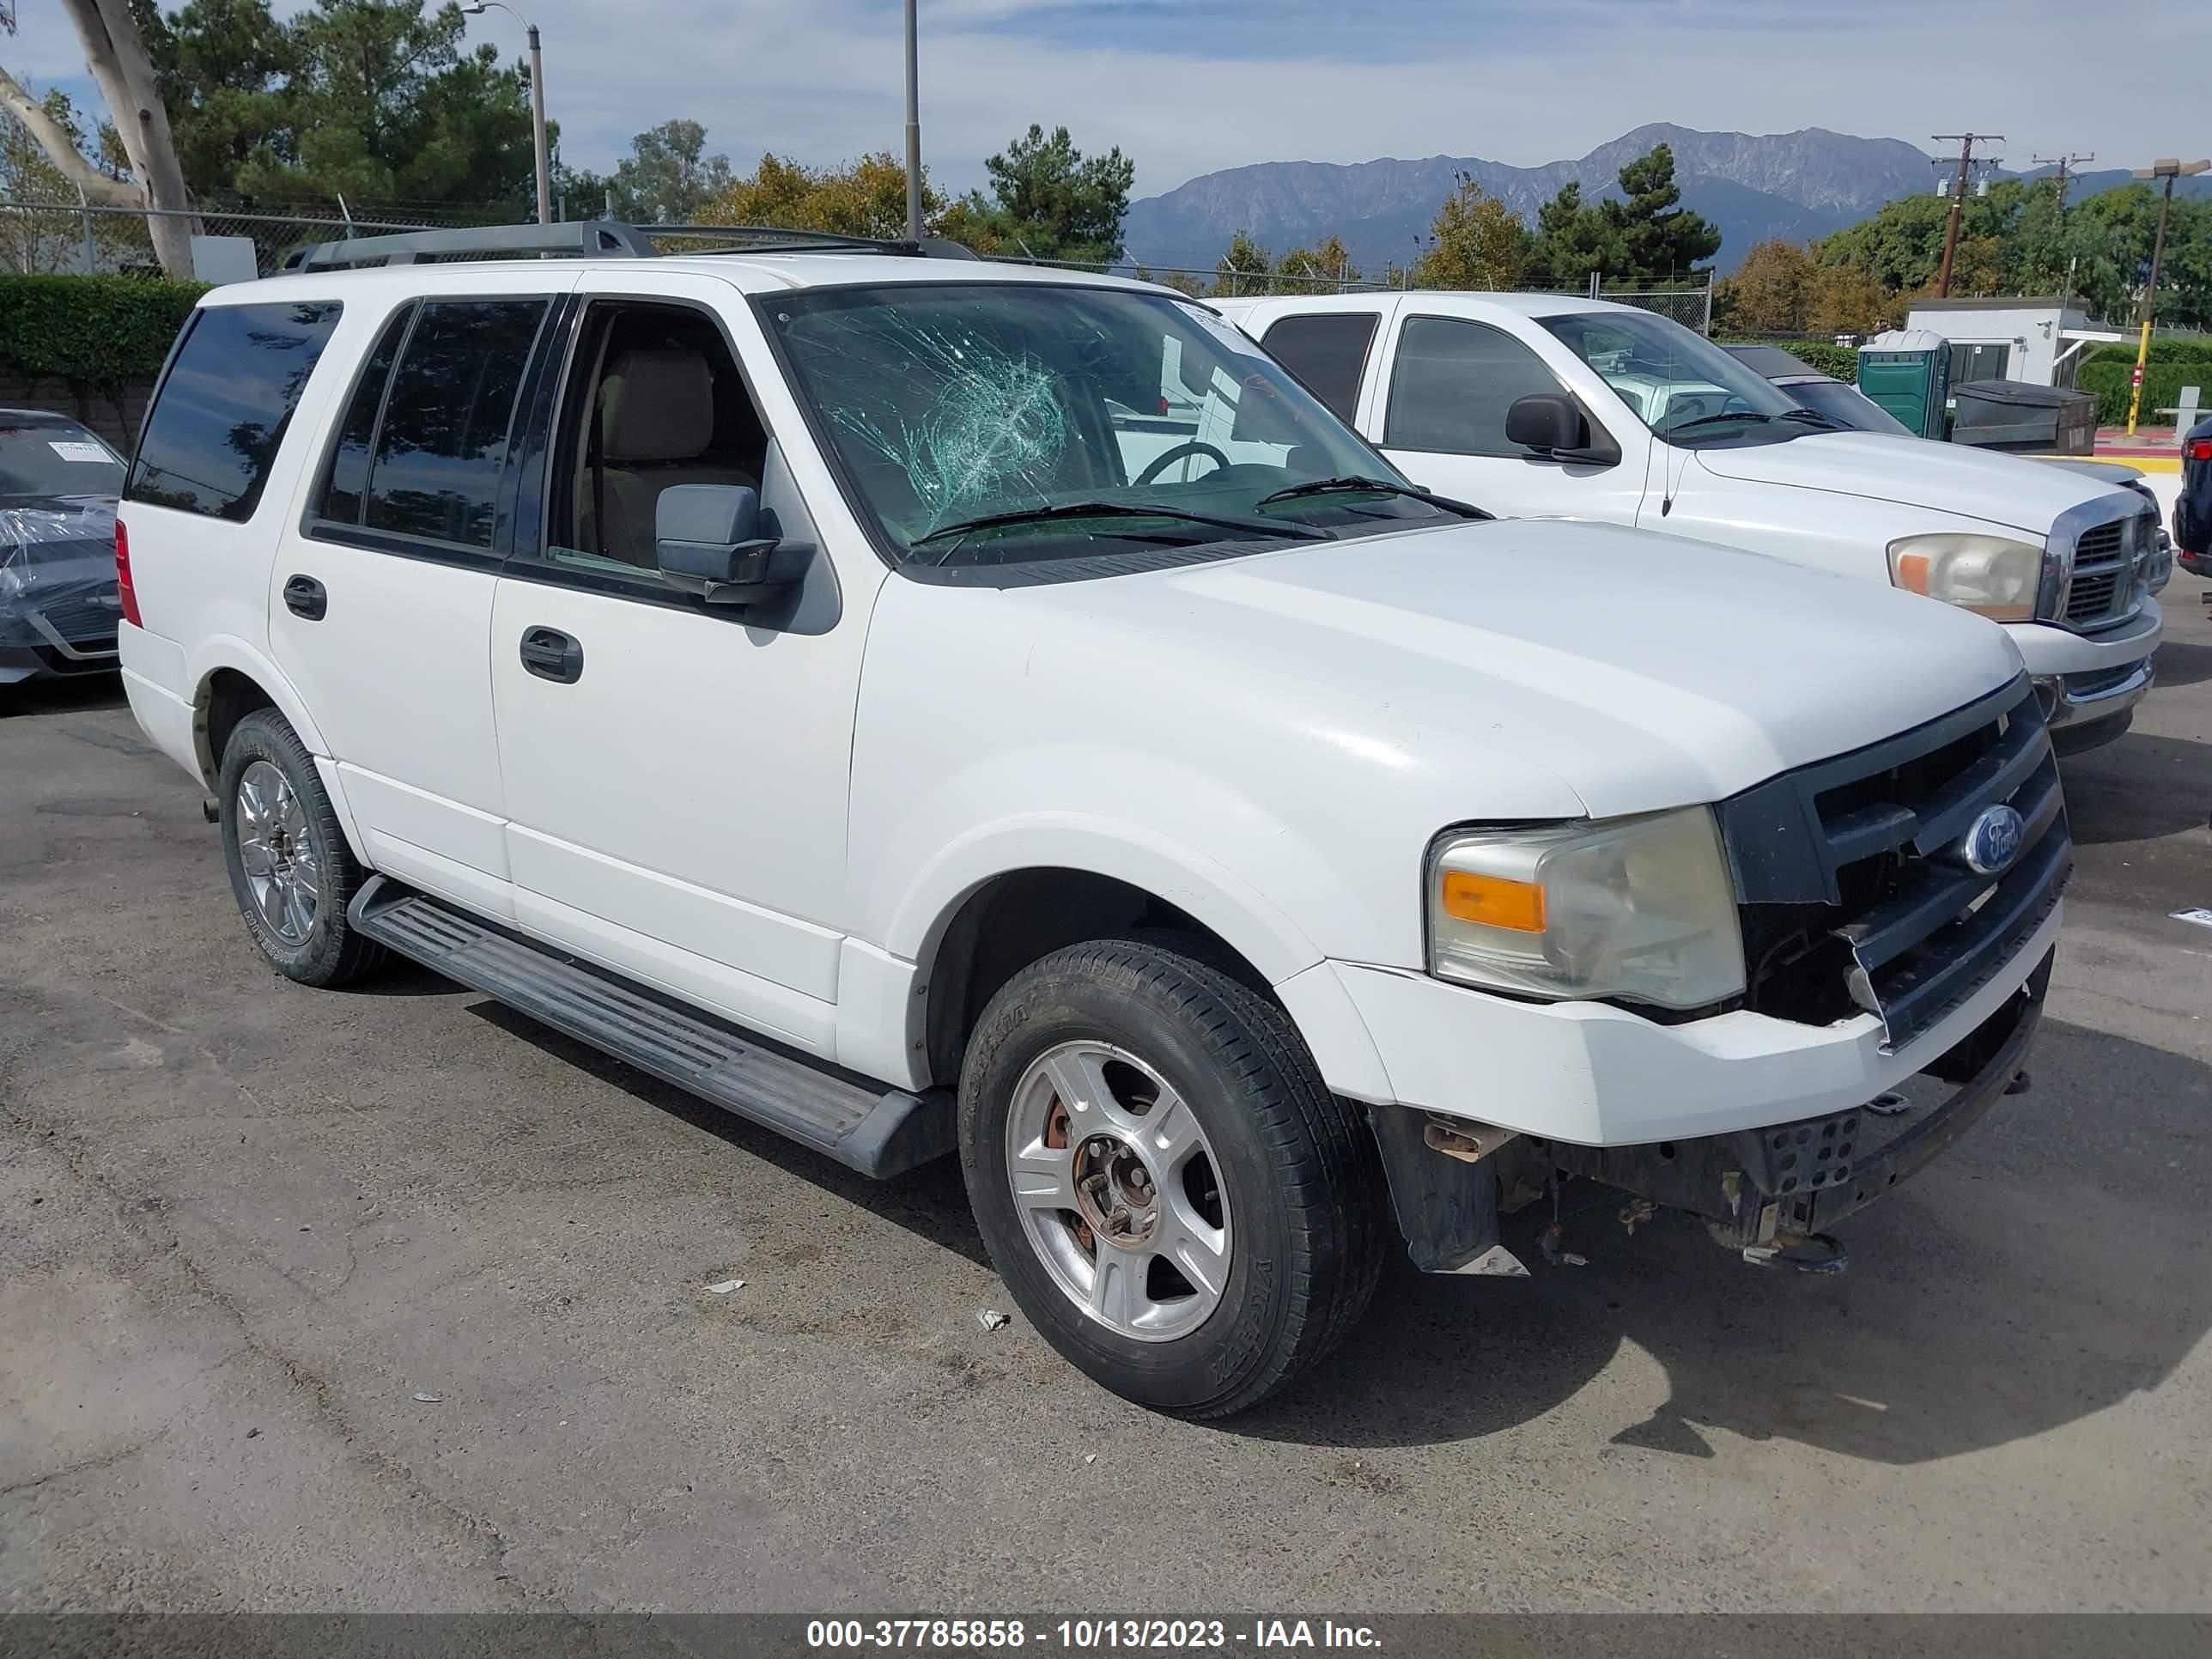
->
xmin=2125 ymin=157 xmax=2210 ymax=436
xmin=902 ymin=0 xmax=922 ymax=244
xmin=463 ymin=1 xmax=551 ymax=227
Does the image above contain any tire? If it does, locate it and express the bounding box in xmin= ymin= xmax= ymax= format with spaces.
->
xmin=216 ymin=708 xmax=387 ymax=988
xmin=958 ymin=936 xmax=1389 ymax=1418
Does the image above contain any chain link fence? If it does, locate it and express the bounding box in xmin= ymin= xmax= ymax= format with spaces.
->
xmin=0 ymin=198 xmax=513 ymax=279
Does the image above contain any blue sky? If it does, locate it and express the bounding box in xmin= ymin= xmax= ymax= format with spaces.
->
xmin=8 ymin=0 xmax=2205 ymax=208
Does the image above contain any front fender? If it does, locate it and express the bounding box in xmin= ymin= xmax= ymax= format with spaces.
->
xmin=884 ymin=809 xmax=1331 ymax=989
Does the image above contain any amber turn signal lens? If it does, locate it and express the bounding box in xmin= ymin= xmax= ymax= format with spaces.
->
xmin=1893 ymin=551 xmax=1931 ymax=594
xmin=1439 ymin=871 xmax=1546 ymax=933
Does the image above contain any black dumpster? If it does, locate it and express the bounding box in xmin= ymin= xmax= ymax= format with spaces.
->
xmin=1950 ymin=380 xmax=2099 ymax=454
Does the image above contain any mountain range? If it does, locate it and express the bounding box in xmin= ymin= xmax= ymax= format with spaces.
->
xmin=1120 ymin=123 xmax=2212 ymax=279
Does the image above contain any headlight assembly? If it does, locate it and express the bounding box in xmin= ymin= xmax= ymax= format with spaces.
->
xmin=1425 ymin=807 xmax=1745 ymax=1010
xmin=1887 ymin=532 xmax=2045 ymax=622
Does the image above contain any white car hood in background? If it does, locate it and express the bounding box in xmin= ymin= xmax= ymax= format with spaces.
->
xmin=1694 ymin=430 xmax=2126 ymax=537
xmin=1019 ymin=517 xmax=2024 ymax=818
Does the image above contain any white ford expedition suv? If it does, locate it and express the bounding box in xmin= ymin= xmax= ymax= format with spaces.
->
xmin=1217 ymin=292 xmax=2164 ymax=752
xmin=116 ymin=223 xmax=2068 ymax=1417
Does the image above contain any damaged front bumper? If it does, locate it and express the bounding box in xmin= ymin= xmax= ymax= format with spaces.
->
xmin=1370 ymin=948 xmax=2051 ymax=1273
xmin=1540 ymin=946 xmax=2049 ymax=1250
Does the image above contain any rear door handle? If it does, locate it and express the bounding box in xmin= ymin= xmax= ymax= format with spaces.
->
xmin=283 ymin=574 xmax=327 ymax=621
xmin=520 ymin=626 xmax=583 ymax=684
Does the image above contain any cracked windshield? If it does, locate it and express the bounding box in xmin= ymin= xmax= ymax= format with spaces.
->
xmin=769 ymin=283 xmax=1457 ymax=564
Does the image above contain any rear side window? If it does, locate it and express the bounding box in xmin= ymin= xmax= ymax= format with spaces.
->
xmin=1261 ymin=313 xmax=1379 ymax=423
xmin=1385 ymin=314 xmax=1565 ymax=457
xmin=361 ymin=299 xmax=548 ymax=548
xmin=126 ymin=301 xmax=343 ymax=520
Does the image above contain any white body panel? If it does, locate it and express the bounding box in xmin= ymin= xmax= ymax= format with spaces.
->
xmin=485 ymin=269 xmax=886 ymax=1058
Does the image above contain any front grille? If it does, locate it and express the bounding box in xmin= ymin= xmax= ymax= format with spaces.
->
xmin=33 ymin=592 xmax=121 ymax=646
xmin=1719 ymin=677 xmax=2070 ymax=1054
xmin=2073 ymin=521 xmax=2124 ymax=563
xmin=2054 ymin=507 xmax=2154 ymax=629
xmin=2065 ymin=569 xmax=2119 ymax=622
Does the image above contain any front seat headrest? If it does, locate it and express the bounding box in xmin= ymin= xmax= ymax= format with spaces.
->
xmin=601 ymin=348 xmax=714 ymax=463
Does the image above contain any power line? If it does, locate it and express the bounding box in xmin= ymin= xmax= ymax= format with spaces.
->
xmin=1930 ymin=132 xmax=2004 ymax=297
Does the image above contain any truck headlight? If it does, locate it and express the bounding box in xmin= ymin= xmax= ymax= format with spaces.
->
xmin=1425 ymin=808 xmax=1745 ymax=1010
xmin=1887 ymin=532 xmax=2045 ymax=622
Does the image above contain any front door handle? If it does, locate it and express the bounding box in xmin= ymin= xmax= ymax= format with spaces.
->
xmin=519 ymin=626 xmax=583 ymax=684
xmin=283 ymin=574 xmax=327 ymax=621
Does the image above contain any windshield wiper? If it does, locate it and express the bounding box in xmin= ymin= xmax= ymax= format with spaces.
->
xmin=1256 ymin=476 xmax=1492 ymax=520
xmin=1665 ymin=410 xmax=1777 ymax=438
xmin=908 ymin=500 xmax=1328 ymax=562
xmin=1778 ymin=406 xmax=1849 ymax=431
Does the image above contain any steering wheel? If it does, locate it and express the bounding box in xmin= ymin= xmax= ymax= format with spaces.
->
xmin=1136 ymin=441 xmax=1231 ymax=485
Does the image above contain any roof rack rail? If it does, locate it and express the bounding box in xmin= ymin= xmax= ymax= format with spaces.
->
xmin=281 ymin=218 xmax=981 ymax=274
xmin=283 ymin=220 xmax=659 ymax=272
xmin=635 ymin=222 xmax=981 ymax=260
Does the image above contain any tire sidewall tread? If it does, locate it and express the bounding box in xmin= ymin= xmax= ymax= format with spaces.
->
xmin=216 ymin=709 xmax=386 ymax=988
xmin=958 ymin=935 xmax=1386 ymax=1419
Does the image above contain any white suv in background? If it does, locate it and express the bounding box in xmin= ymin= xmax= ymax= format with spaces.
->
xmin=1218 ymin=292 xmax=2165 ymax=752
xmin=117 ymin=223 xmax=2067 ymax=1416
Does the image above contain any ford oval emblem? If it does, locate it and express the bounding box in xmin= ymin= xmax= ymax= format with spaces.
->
xmin=1959 ymin=805 xmax=2026 ymax=876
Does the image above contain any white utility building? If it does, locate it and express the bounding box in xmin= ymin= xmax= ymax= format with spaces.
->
xmin=1901 ymin=296 xmax=2124 ymax=388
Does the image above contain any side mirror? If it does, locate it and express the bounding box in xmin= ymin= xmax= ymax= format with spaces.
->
xmin=656 ymin=483 xmax=811 ymax=607
xmin=1504 ymin=393 xmax=1619 ymax=466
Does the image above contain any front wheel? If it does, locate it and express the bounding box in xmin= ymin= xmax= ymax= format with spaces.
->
xmin=958 ymin=937 xmax=1389 ymax=1418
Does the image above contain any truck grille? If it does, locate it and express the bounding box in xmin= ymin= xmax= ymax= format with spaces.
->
xmin=2064 ymin=568 xmax=2119 ymax=621
xmin=33 ymin=592 xmax=121 ymax=647
xmin=1718 ymin=676 xmax=2069 ymax=1054
xmin=2053 ymin=506 xmax=2154 ymax=629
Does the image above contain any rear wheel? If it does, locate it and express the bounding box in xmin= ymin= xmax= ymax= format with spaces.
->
xmin=217 ymin=709 xmax=386 ymax=988
xmin=958 ymin=936 xmax=1388 ymax=1418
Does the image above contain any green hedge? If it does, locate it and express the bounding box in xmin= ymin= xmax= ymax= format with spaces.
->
xmin=2077 ymin=361 xmax=2212 ymax=425
xmin=1719 ymin=337 xmax=1859 ymax=379
xmin=0 ymin=274 xmax=207 ymax=394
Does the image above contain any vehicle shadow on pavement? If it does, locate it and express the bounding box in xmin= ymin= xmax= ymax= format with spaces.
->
xmin=0 ymin=674 xmax=128 ymax=718
xmin=2059 ymin=732 xmax=2212 ymax=844
xmin=2147 ymin=638 xmax=2212 ymax=690
xmin=467 ymin=993 xmax=2208 ymax=1466
xmin=1229 ymin=1018 xmax=2211 ymax=1461
xmin=464 ymin=1000 xmax=989 ymax=1267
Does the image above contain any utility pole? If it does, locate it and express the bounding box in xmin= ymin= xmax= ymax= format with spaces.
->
xmin=1931 ymin=133 xmax=2003 ymax=297
xmin=2125 ymin=157 xmax=2212 ymax=435
xmin=902 ymin=0 xmax=922 ymax=245
xmin=2032 ymin=151 xmax=2094 ymax=211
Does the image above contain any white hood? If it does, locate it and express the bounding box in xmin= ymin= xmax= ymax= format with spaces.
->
xmin=1695 ymin=430 xmax=2131 ymax=538
xmin=1020 ymin=517 xmax=2024 ymax=818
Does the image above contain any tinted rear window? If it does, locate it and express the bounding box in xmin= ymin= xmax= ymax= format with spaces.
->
xmin=125 ymin=301 xmax=343 ymax=520
xmin=1261 ymin=312 xmax=1380 ymax=423
xmin=362 ymin=299 xmax=547 ymax=548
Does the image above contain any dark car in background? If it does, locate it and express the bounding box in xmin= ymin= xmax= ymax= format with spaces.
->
xmin=0 ymin=410 xmax=127 ymax=686
xmin=2179 ymin=416 xmax=2212 ymax=580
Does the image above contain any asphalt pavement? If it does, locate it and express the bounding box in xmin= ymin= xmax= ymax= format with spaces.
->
xmin=3 ymin=597 xmax=2208 ymax=1614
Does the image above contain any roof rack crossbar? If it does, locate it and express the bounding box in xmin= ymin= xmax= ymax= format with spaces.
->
xmin=282 ymin=219 xmax=659 ymax=273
